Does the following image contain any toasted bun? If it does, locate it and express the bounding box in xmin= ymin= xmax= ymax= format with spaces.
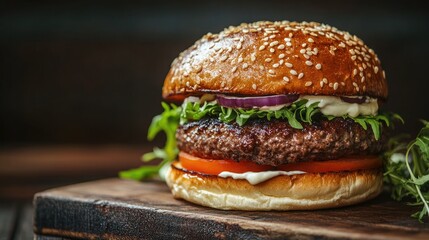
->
xmin=166 ymin=163 xmax=383 ymax=210
xmin=163 ymin=21 xmax=387 ymax=101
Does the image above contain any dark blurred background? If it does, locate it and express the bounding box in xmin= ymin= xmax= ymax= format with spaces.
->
xmin=1 ymin=0 xmax=429 ymax=200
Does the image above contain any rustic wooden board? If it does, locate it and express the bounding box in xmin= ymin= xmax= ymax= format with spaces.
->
xmin=34 ymin=178 xmax=429 ymax=239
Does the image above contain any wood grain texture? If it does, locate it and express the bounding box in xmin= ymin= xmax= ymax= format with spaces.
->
xmin=34 ymin=178 xmax=429 ymax=240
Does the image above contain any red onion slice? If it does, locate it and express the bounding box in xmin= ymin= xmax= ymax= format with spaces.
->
xmin=217 ymin=94 xmax=299 ymax=108
xmin=340 ymin=96 xmax=366 ymax=104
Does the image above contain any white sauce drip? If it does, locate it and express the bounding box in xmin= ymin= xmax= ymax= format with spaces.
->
xmin=301 ymin=95 xmax=378 ymax=117
xmin=218 ymin=170 xmax=306 ymax=185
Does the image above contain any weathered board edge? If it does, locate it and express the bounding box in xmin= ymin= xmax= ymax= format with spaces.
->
xmin=34 ymin=192 xmax=335 ymax=240
xmin=33 ymin=179 xmax=429 ymax=240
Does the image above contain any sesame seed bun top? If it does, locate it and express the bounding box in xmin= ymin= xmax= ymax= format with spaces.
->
xmin=162 ymin=21 xmax=388 ymax=101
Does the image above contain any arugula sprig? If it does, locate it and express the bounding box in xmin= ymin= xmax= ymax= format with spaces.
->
xmin=119 ymin=103 xmax=180 ymax=180
xmin=180 ymin=99 xmax=319 ymax=129
xmin=384 ymin=120 xmax=429 ymax=222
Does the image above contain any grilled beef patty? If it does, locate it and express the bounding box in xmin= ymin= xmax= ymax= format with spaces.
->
xmin=176 ymin=118 xmax=387 ymax=166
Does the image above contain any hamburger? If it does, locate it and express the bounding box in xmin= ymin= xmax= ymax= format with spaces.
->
xmin=131 ymin=21 xmax=401 ymax=210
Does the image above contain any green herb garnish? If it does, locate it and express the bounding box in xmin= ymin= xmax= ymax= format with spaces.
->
xmin=384 ymin=120 xmax=429 ymax=222
xmin=180 ymin=99 xmax=319 ymax=129
xmin=119 ymin=103 xmax=180 ymax=180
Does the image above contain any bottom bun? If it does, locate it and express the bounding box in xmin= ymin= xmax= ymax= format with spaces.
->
xmin=166 ymin=162 xmax=383 ymax=210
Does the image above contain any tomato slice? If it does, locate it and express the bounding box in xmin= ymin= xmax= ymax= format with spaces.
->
xmin=277 ymin=156 xmax=382 ymax=173
xmin=179 ymin=152 xmax=273 ymax=175
xmin=178 ymin=152 xmax=382 ymax=175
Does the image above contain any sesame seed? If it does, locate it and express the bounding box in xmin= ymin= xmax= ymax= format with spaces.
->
xmin=264 ymin=42 xmax=269 ymax=46
xmin=301 ymin=43 xmax=307 ymax=47
xmin=329 ymin=83 xmax=333 ymax=88
xmin=305 ymin=60 xmax=313 ymax=66
xmin=232 ymin=66 xmax=237 ymax=73
xmin=313 ymin=48 xmax=318 ymax=55
xmin=315 ymin=63 xmax=322 ymax=70
xmin=344 ymin=34 xmax=350 ymax=41
xmin=279 ymin=53 xmax=285 ymax=59
xmin=320 ymin=81 xmax=324 ymax=87
xmin=349 ymin=49 xmax=355 ymax=55
xmin=242 ymin=29 xmax=249 ymax=33
xmin=259 ymin=45 xmax=266 ymax=51
xmin=268 ymin=69 xmax=275 ymax=75
xmin=305 ymin=81 xmax=312 ymax=86
xmin=194 ymin=65 xmax=202 ymax=73
xmin=353 ymin=69 xmax=358 ymax=76
xmin=270 ymin=41 xmax=279 ymax=46
xmin=290 ymin=69 xmax=298 ymax=75
xmin=278 ymin=44 xmax=285 ymax=49
xmin=382 ymin=70 xmax=386 ymax=78
xmin=288 ymin=33 xmax=293 ymax=38
xmin=333 ymin=82 xmax=339 ymax=90
xmin=298 ymin=73 xmax=304 ymax=79
xmin=265 ymin=58 xmax=272 ymax=62
xmin=269 ymin=34 xmax=276 ymax=39
xmin=323 ymin=78 xmax=328 ymax=83
xmin=285 ymin=62 xmax=293 ymax=68
xmin=279 ymin=59 xmax=284 ymax=65
xmin=361 ymin=76 xmax=365 ymax=82
xmin=299 ymin=49 xmax=306 ymax=54
xmin=304 ymin=54 xmax=310 ymax=59
xmin=308 ymin=38 xmax=314 ymax=43
xmin=286 ymin=42 xmax=292 ymax=47
xmin=251 ymin=54 xmax=256 ymax=62
xmin=259 ymin=65 xmax=265 ymax=70
xmin=220 ymin=55 xmax=228 ymax=62
xmin=238 ymin=57 xmax=243 ymax=63
xmin=242 ymin=63 xmax=248 ymax=69
xmin=252 ymin=83 xmax=257 ymax=90
xmin=374 ymin=66 xmax=379 ymax=74
xmin=353 ymin=82 xmax=358 ymax=87
xmin=339 ymin=42 xmax=346 ymax=48
xmin=359 ymin=66 xmax=363 ymax=71
xmin=270 ymin=48 xmax=275 ymax=53
xmin=283 ymin=76 xmax=290 ymax=82
xmin=237 ymin=43 xmax=242 ymax=49
xmin=351 ymin=55 xmax=357 ymax=60
xmin=284 ymin=37 xmax=291 ymax=42
xmin=273 ymin=63 xmax=279 ymax=68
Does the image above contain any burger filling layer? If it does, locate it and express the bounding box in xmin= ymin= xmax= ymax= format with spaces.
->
xmin=131 ymin=94 xmax=401 ymax=181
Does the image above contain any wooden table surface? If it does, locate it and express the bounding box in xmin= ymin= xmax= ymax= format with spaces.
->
xmin=33 ymin=178 xmax=429 ymax=240
xmin=0 ymin=203 xmax=33 ymax=240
